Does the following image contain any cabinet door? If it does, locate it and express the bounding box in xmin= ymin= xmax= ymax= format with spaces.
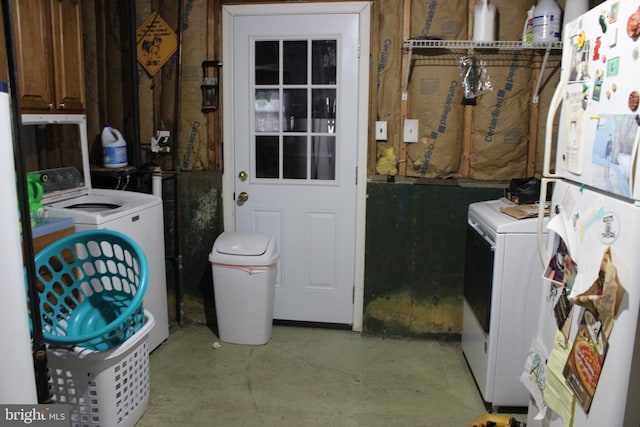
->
xmin=12 ymin=0 xmax=55 ymax=111
xmin=0 ymin=14 xmax=7 ymax=83
xmin=49 ymin=0 xmax=85 ymax=111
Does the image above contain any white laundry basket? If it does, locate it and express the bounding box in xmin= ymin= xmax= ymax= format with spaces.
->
xmin=209 ymin=232 xmax=279 ymax=345
xmin=47 ymin=311 xmax=155 ymax=427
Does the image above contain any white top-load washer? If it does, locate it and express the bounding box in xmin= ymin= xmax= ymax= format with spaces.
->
xmin=21 ymin=114 xmax=169 ymax=352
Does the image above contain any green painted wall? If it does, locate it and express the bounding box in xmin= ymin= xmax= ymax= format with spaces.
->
xmin=363 ymin=182 xmax=504 ymax=339
xmin=163 ymin=171 xmax=223 ymax=325
xmin=168 ymin=176 xmax=505 ymax=339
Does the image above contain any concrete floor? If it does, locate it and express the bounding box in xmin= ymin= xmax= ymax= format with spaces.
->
xmin=136 ymin=324 xmax=526 ymax=426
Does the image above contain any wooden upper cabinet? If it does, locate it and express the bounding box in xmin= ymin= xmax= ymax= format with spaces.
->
xmin=12 ymin=0 xmax=85 ymax=113
xmin=12 ymin=1 xmax=56 ymax=111
xmin=0 ymin=13 xmax=7 ymax=83
xmin=49 ymin=0 xmax=85 ymax=111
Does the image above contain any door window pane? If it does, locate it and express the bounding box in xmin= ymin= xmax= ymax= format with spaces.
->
xmin=312 ymin=89 xmax=336 ymax=133
xmin=312 ymin=40 xmax=336 ymax=84
xmin=283 ymin=89 xmax=307 ymax=132
xmin=255 ymin=89 xmax=280 ymax=132
xmin=283 ymin=136 xmax=307 ymax=179
xmin=283 ymin=41 xmax=307 ymax=84
xmin=255 ymin=41 xmax=279 ymax=85
xmin=256 ymin=136 xmax=279 ymax=178
xmin=252 ymin=38 xmax=338 ymax=182
xmin=311 ymin=136 xmax=335 ymax=180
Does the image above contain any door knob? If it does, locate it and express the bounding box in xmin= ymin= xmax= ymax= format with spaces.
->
xmin=237 ymin=192 xmax=249 ymax=203
xmin=239 ymin=170 xmax=248 ymax=182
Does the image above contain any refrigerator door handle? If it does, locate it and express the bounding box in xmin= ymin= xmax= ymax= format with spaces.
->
xmin=538 ymin=80 xmax=564 ymax=268
xmin=543 ymin=80 xmax=566 ymax=178
xmin=537 ymin=177 xmax=557 ymax=267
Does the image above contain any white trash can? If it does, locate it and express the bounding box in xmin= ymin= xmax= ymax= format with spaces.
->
xmin=209 ymin=231 xmax=279 ymax=345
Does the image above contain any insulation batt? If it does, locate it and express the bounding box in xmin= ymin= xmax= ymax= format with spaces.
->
xmin=376 ymin=146 xmax=398 ymax=176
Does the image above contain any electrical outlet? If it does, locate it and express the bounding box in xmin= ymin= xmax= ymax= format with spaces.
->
xmin=375 ymin=121 xmax=387 ymax=141
xmin=151 ymin=130 xmax=171 ymax=153
xmin=403 ymin=119 xmax=419 ymax=143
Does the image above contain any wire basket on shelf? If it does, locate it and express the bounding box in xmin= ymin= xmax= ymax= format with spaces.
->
xmin=28 ymin=229 xmax=148 ymax=351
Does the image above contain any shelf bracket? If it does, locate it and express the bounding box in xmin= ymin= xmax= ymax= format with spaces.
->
xmin=532 ymin=45 xmax=552 ymax=104
xmin=402 ymin=46 xmax=413 ymax=101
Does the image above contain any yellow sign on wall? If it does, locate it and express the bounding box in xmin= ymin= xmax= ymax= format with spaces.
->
xmin=136 ymin=13 xmax=178 ymax=76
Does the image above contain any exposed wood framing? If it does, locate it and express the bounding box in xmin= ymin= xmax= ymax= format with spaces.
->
xmin=150 ymin=0 xmax=160 ymax=133
xmin=96 ymin=0 xmax=108 ymax=127
xmin=367 ymin=0 xmax=380 ymax=176
xmin=460 ymin=0 xmax=475 ymax=177
xmin=206 ymin=0 xmax=223 ymax=171
xmin=461 ymin=107 xmax=472 ymax=176
xmin=528 ymin=53 xmax=546 ymax=177
xmin=528 ymin=71 xmax=540 ymax=177
xmin=528 ymin=107 xmax=539 ymax=176
xmin=399 ymin=0 xmax=411 ymax=176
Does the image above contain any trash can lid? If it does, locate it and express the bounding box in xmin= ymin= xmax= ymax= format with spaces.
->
xmin=214 ymin=231 xmax=272 ymax=255
xmin=209 ymin=231 xmax=279 ymax=266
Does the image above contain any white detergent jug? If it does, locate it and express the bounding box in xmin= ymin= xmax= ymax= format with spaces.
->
xmin=532 ymin=0 xmax=562 ymax=42
xmin=522 ymin=6 xmax=535 ymax=43
xmin=101 ymin=124 xmax=128 ymax=168
xmin=473 ymin=0 xmax=497 ymax=42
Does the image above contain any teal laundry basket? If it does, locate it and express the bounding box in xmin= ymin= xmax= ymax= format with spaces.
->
xmin=28 ymin=229 xmax=148 ymax=351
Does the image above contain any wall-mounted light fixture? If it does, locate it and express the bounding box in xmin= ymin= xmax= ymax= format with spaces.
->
xmin=201 ymin=60 xmax=221 ymax=113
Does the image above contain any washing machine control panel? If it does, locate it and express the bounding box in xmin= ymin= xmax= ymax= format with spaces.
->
xmin=36 ymin=167 xmax=85 ymax=194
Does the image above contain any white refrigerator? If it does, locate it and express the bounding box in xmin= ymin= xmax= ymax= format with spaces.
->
xmin=527 ymin=1 xmax=640 ymax=426
xmin=0 ymin=80 xmax=38 ymax=403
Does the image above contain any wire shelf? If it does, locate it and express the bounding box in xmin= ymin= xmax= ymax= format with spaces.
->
xmin=401 ymin=39 xmax=563 ymax=101
xmin=403 ymin=39 xmax=563 ymax=51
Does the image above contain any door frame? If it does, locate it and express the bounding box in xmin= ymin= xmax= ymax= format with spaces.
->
xmin=222 ymin=2 xmax=370 ymax=331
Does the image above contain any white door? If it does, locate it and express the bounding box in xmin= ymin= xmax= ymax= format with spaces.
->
xmin=222 ymin=3 xmax=370 ymax=326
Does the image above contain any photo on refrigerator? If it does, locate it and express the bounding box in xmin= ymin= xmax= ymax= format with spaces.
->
xmin=562 ymin=309 xmax=608 ymax=413
xmin=589 ymin=114 xmax=637 ymax=197
xmin=543 ymin=233 xmax=577 ymax=290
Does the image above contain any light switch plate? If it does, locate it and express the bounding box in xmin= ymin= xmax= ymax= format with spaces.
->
xmin=375 ymin=121 xmax=387 ymax=141
xmin=403 ymin=119 xmax=419 ymax=143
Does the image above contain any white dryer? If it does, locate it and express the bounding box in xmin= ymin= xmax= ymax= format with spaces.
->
xmin=462 ymin=198 xmax=547 ymax=409
xmin=21 ymin=114 xmax=169 ymax=351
